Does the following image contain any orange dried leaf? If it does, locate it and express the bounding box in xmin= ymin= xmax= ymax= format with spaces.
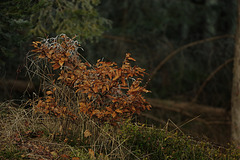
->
xmin=88 ymin=149 xmax=95 ymax=159
xmin=49 ymin=50 xmax=54 ymax=55
xmin=112 ymin=112 xmax=117 ymax=118
xmin=120 ymin=86 xmax=129 ymax=89
xmin=65 ymin=52 xmax=71 ymax=56
xmin=142 ymin=88 xmax=151 ymax=93
xmin=106 ymin=107 xmax=112 ymax=112
xmin=127 ymin=57 xmax=136 ymax=61
xmin=112 ymin=99 xmax=118 ymax=103
xmin=75 ymin=88 xmax=81 ymax=93
xmin=131 ymin=106 xmax=136 ymax=111
xmin=102 ymin=86 xmax=106 ymax=93
xmin=129 ymin=87 xmax=141 ymax=93
xmin=44 ymin=110 xmax=49 ymax=114
xmin=36 ymin=100 xmax=43 ymax=107
xmin=88 ymin=94 xmax=92 ymax=99
xmin=93 ymin=85 xmax=98 ymax=93
xmin=61 ymin=154 xmax=70 ymax=159
xmin=146 ymin=105 xmax=151 ymax=110
xmin=59 ymin=60 xmax=64 ymax=66
xmin=126 ymin=53 xmax=131 ymax=58
xmin=79 ymin=102 xmax=86 ymax=107
xmin=46 ymin=91 xmax=53 ymax=95
xmin=104 ymin=111 xmax=111 ymax=115
xmin=57 ymin=75 xmax=64 ymax=80
xmin=52 ymin=63 xmax=60 ymax=70
xmin=92 ymin=110 xmax=100 ymax=115
xmin=106 ymin=85 xmax=110 ymax=91
xmin=38 ymin=54 xmax=46 ymax=58
xmin=45 ymin=99 xmax=52 ymax=103
xmin=115 ymin=109 xmax=123 ymax=114
xmin=107 ymin=73 xmax=113 ymax=79
xmin=61 ymin=57 xmax=68 ymax=61
xmin=121 ymin=78 xmax=127 ymax=86
xmin=113 ymin=69 xmax=121 ymax=81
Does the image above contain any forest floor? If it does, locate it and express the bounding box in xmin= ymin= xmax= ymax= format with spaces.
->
xmin=0 ymin=100 xmax=240 ymax=160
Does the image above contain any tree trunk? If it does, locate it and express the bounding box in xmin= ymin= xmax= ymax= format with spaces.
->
xmin=231 ymin=0 xmax=240 ymax=145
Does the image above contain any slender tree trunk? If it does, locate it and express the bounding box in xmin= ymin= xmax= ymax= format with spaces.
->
xmin=231 ymin=0 xmax=240 ymax=145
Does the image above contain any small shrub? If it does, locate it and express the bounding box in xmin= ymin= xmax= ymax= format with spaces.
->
xmin=30 ymin=34 xmax=151 ymax=125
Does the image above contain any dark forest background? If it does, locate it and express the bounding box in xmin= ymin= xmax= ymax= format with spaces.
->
xmin=0 ymin=0 xmax=237 ymax=145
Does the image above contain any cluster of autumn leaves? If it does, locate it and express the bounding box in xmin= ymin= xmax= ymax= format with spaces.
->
xmin=31 ymin=34 xmax=151 ymax=125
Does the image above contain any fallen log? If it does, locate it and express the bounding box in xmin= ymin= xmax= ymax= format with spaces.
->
xmin=146 ymin=98 xmax=230 ymax=122
xmin=0 ymin=79 xmax=35 ymax=93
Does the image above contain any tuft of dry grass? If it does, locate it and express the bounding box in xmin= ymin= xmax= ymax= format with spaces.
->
xmin=1 ymin=101 xmax=240 ymax=159
xmin=0 ymin=100 xmax=140 ymax=159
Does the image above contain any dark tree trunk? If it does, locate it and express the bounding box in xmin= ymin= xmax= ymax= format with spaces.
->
xmin=231 ymin=0 xmax=240 ymax=145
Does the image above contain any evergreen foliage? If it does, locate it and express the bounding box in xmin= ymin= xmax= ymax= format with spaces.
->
xmin=0 ymin=0 xmax=110 ymax=77
xmin=30 ymin=0 xmax=111 ymax=43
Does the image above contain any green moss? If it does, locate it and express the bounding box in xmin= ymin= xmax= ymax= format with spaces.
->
xmin=0 ymin=148 xmax=25 ymax=160
xmin=119 ymin=122 xmax=240 ymax=160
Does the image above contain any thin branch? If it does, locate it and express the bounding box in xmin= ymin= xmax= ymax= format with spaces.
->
xmin=192 ymin=58 xmax=233 ymax=103
xmin=145 ymin=34 xmax=234 ymax=87
xmin=140 ymin=113 xmax=166 ymax=125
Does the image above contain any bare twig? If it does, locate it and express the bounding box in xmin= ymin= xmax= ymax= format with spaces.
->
xmin=192 ymin=58 xmax=233 ymax=102
xmin=140 ymin=113 xmax=166 ymax=125
xmin=145 ymin=34 xmax=234 ymax=87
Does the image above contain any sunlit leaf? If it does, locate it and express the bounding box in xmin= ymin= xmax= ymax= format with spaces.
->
xmin=59 ymin=60 xmax=64 ymax=66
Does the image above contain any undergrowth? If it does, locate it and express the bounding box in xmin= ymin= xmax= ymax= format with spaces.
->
xmin=0 ymin=102 xmax=240 ymax=159
xmin=0 ymin=34 xmax=240 ymax=159
xmin=29 ymin=34 xmax=151 ymax=126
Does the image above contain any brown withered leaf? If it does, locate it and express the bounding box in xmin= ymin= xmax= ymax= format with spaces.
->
xmin=88 ymin=149 xmax=95 ymax=159
xmin=92 ymin=109 xmax=100 ymax=116
xmin=112 ymin=111 xmax=117 ymax=118
xmin=61 ymin=154 xmax=70 ymax=159
xmin=38 ymin=54 xmax=46 ymax=58
xmin=115 ymin=109 xmax=123 ymax=114
xmin=46 ymin=91 xmax=53 ymax=95
xmin=59 ymin=60 xmax=64 ymax=66
xmin=84 ymin=129 xmax=92 ymax=138
xmin=65 ymin=51 xmax=71 ymax=56
xmin=52 ymin=63 xmax=60 ymax=70
xmin=127 ymin=56 xmax=136 ymax=61
xmin=106 ymin=107 xmax=112 ymax=112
